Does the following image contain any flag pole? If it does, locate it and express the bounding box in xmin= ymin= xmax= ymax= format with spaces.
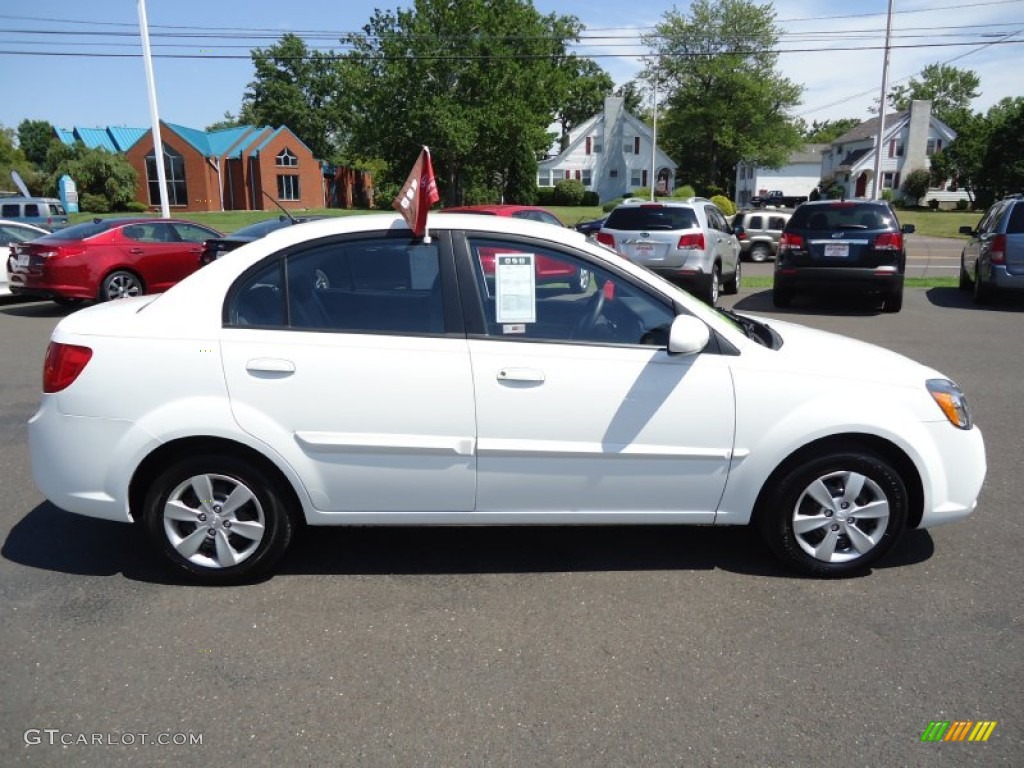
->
xmin=422 ymin=146 xmax=432 ymax=243
xmin=138 ymin=0 xmax=170 ymax=219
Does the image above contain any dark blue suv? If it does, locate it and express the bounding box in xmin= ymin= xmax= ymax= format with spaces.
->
xmin=773 ymin=200 xmax=914 ymax=312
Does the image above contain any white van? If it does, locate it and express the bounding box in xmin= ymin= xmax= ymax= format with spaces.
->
xmin=0 ymin=196 xmax=68 ymax=230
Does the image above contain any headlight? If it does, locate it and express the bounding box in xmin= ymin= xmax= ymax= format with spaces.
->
xmin=927 ymin=379 xmax=973 ymax=430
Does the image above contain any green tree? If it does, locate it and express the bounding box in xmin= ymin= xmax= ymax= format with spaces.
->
xmin=17 ymin=119 xmax=56 ymax=166
xmin=341 ymin=0 xmax=582 ymax=205
xmin=888 ymin=63 xmax=981 ymax=125
xmin=554 ymin=57 xmax=614 ymax=151
xmin=205 ymin=105 xmax=259 ymax=132
xmin=980 ymin=97 xmax=1024 ymax=201
xmin=0 ymin=123 xmax=41 ymax=193
xmin=615 ymin=80 xmax=647 ymax=117
xmin=644 ymin=0 xmax=803 ymax=194
xmin=901 ymin=168 xmax=931 ymax=205
xmin=44 ymin=142 xmax=137 ymax=210
xmin=801 ymin=118 xmax=860 ymax=144
xmin=244 ymin=33 xmax=349 ymax=160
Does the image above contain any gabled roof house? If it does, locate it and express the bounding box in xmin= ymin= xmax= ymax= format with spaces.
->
xmin=821 ymin=100 xmax=964 ymax=205
xmin=56 ymin=122 xmax=324 ymax=212
xmin=538 ymin=97 xmax=677 ymax=203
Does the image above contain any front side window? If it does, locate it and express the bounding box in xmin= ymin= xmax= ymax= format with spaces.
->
xmin=24 ymin=204 xmax=40 ymax=217
xmin=227 ymin=237 xmax=444 ymax=334
xmin=467 ymin=236 xmax=674 ymax=346
xmin=146 ymin=146 xmax=188 ymax=206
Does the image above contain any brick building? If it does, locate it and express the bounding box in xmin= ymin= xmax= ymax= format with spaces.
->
xmin=57 ymin=122 xmax=324 ymax=213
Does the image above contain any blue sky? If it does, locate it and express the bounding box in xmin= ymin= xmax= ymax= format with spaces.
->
xmin=2 ymin=0 xmax=1021 ymax=136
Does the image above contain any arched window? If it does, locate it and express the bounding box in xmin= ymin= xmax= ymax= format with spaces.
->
xmin=276 ymin=148 xmax=298 ymax=167
xmin=145 ymin=145 xmax=187 ymax=206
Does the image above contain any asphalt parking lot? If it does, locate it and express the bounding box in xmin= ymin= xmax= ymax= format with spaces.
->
xmin=1 ymin=277 xmax=1021 ymax=767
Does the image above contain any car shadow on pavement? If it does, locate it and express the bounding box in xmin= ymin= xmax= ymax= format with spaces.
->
xmin=3 ymin=502 xmax=935 ymax=583
xmin=0 ymin=300 xmax=80 ymax=318
xmin=732 ymin=290 xmax=883 ymax=316
xmin=925 ymin=286 xmax=1024 ymax=312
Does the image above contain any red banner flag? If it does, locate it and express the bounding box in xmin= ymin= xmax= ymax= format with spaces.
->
xmin=393 ymin=146 xmax=440 ymax=238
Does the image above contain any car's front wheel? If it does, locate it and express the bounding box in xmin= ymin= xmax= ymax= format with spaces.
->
xmin=143 ymin=454 xmax=295 ymax=584
xmin=100 ymin=270 xmax=143 ymax=301
xmin=757 ymin=448 xmax=909 ymax=577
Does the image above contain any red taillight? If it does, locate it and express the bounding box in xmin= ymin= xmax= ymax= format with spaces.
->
xmin=779 ymin=232 xmax=804 ymax=251
xmin=873 ymin=232 xmax=903 ymax=250
xmin=597 ymin=232 xmax=615 ymax=248
xmin=677 ymin=233 xmax=705 ymax=249
xmin=43 ymin=342 xmax=93 ymax=393
xmin=990 ymin=234 xmax=1006 ymax=264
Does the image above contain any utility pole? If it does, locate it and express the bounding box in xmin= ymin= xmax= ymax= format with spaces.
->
xmin=871 ymin=0 xmax=895 ymax=200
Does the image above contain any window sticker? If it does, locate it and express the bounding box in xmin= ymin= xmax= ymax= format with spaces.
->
xmin=495 ymin=253 xmax=536 ymax=324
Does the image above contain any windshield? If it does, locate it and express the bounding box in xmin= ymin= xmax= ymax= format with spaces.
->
xmin=230 ymin=218 xmax=291 ymax=239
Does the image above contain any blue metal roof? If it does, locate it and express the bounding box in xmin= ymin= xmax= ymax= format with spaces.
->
xmin=74 ymin=127 xmax=117 ymax=152
xmin=107 ymin=126 xmax=146 ymax=152
xmin=227 ymin=127 xmax=272 ymax=158
xmin=253 ymin=126 xmax=313 ymax=156
xmin=207 ymin=125 xmax=255 ymax=156
xmin=163 ymin=122 xmax=212 ymax=155
xmin=55 ymin=128 xmax=77 ymax=145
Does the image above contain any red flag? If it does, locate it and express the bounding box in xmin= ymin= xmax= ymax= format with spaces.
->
xmin=393 ymin=146 xmax=440 ymax=238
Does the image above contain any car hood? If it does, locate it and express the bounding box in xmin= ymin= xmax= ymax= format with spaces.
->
xmin=741 ymin=314 xmax=945 ymax=387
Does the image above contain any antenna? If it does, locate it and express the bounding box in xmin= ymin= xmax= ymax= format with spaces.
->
xmin=261 ymin=190 xmax=296 ymax=223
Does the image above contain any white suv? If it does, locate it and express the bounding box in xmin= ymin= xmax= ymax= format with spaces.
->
xmin=597 ymin=198 xmax=741 ymax=304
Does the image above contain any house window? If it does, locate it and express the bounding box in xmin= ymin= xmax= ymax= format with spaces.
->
xmin=592 ymin=136 xmax=602 ymax=153
xmin=631 ymin=169 xmax=642 ymax=187
xmin=145 ymin=145 xmax=187 ymax=206
xmin=582 ymin=169 xmax=592 ymax=187
xmin=537 ymin=169 xmax=553 ymax=187
xmin=624 ymin=136 xmax=633 ymax=154
xmin=276 ymin=148 xmax=298 ymax=167
xmin=277 ymin=175 xmax=300 ymax=201
xmin=882 ymin=172 xmax=895 ymax=190
xmin=926 ymin=138 xmax=942 ymax=155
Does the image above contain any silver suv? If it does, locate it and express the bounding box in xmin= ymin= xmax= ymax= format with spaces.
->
xmin=597 ymin=197 xmax=741 ymax=304
xmin=958 ymin=194 xmax=1024 ymax=304
xmin=732 ymin=208 xmax=793 ymax=262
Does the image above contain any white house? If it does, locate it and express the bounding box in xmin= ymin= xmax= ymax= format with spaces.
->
xmin=734 ymin=144 xmax=827 ymax=208
xmin=538 ymin=97 xmax=677 ymax=203
xmin=821 ymin=100 xmax=965 ymax=206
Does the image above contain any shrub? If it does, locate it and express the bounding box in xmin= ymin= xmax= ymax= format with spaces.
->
xmin=901 ymin=168 xmax=931 ymax=204
xmin=79 ymin=192 xmax=111 ymax=213
xmin=956 ymin=198 xmax=970 ymax=211
xmin=711 ymin=194 xmax=735 ymax=216
xmin=463 ymin=184 xmax=501 ymax=205
xmin=928 ymin=198 xmax=940 ymax=210
xmin=552 ymin=178 xmax=585 ymax=206
xmin=582 ymin=190 xmax=599 ymax=206
xmin=535 ymin=187 xmax=555 ymax=206
xmin=880 ymin=188 xmax=895 ymax=202
xmin=121 ymin=200 xmax=148 ymax=213
xmin=602 ymin=198 xmax=623 ymax=212
xmin=703 ymin=185 xmax=725 ymax=199
xmin=672 ymin=184 xmax=696 ymax=199
xmin=373 ymin=181 xmax=401 ymax=210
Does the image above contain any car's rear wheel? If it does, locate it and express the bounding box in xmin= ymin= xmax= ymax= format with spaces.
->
xmin=749 ymin=243 xmax=771 ymax=263
xmin=883 ymin=288 xmax=903 ymax=313
xmin=100 ymin=270 xmax=143 ymax=301
xmin=702 ymin=264 xmax=721 ymax=305
xmin=772 ymin=286 xmax=793 ymax=307
xmin=569 ymin=267 xmax=591 ymax=294
xmin=973 ymin=266 xmax=992 ymax=304
xmin=143 ymin=454 xmax=294 ymax=585
xmin=723 ymin=260 xmax=740 ymax=295
xmin=757 ymin=448 xmax=909 ymax=577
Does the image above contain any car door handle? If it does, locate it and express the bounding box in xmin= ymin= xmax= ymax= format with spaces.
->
xmin=497 ymin=368 xmax=545 ymax=383
xmin=129 ymin=248 xmax=144 ymax=254
xmin=246 ymin=358 xmax=295 ymax=374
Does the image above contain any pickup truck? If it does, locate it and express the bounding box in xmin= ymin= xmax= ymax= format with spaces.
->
xmin=750 ymin=190 xmax=808 ymax=208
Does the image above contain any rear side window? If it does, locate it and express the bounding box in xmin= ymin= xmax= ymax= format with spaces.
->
xmin=35 ymin=220 xmax=118 ymax=241
xmin=1 ymin=204 xmax=19 ymax=218
xmin=24 ymin=204 xmax=40 ymax=217
xmin=1006 ymin=203 xmax=1024 ymax=234
xmin=768 ymin=216 xmax=787 ymax=230
xmin=605 ymin=206 xmax=698 ymax=231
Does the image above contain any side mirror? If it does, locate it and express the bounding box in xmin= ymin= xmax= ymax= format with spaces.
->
xmin=958 ymin=225 xmax=975 ymax=235
xmin=668 ymin=315 xmax=711 ymax=356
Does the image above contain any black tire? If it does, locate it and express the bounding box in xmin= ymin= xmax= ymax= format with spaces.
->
xmin=756 ymin=448 xmax=909 ymax=577
xmin=100 ymin=270 xmax=144 ymax=301
xmin=958 ymin=259 xmax=971 ymax=291
xmin=143 ymin=454 xmax=295 ymax=585
xmin=702 ymin=264 xmax=721 ymax=305
xmin=883 ymin=288 xmax=903 ymax=313
xmin=723 ymin=260 xmax=740 ymax=295
xmin=772 ymin=287 xmax=793 ymax=308
xmin=749 ymin=243 xmax=771 ymax=263
xmin=973 ymin=266 xmax=992 ymax=305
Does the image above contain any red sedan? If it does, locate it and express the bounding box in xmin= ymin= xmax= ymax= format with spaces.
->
xmin=443 ymin=205 xmax=591 ymax=293
xmin=8 ymin=217 xmax=221 ymax=305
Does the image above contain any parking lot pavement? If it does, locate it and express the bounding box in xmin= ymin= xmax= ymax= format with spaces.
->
xmin=1 ymin=291 xmax=1022 ymax=767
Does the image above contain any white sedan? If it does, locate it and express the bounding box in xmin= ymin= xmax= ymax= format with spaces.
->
xmin=28 ymin=213 xmax=986 ymax=584
xmin=1 ymin=219 xmax=49 ymax=294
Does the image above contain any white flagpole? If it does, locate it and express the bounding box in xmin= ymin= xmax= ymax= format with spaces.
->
xmin=139 ymin=0 xmax=170 ymax=219
xmin=423 ymin=146 xmax=432 ymax=243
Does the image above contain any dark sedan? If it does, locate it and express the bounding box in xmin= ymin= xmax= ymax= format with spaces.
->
xmin=199 ymin=215 xmax=328 ymax=266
